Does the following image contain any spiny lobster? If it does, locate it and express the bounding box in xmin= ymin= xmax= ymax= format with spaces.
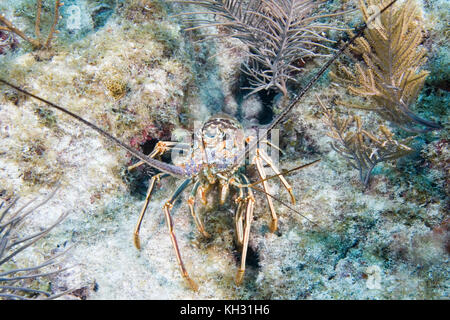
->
xmin=0 ymin=0 xmax=398 ymax=291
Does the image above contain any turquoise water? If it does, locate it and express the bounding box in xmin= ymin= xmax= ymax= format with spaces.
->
xmin=0 ymin=0 xmax=448 ymax=300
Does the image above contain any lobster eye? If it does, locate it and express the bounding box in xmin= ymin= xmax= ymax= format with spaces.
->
xmin=203 ymin=125 xmax=222 ymax=140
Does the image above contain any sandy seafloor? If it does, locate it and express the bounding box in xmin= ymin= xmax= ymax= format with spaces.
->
xmin=0 ymin=0 xmax=448 ymax=299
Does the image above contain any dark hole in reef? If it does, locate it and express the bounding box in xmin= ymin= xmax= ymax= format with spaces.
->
xmin=236 ymin=71 xmax=275 ymax=126
xmin=245 ymin=245 xmax=260 ymax=269
xmin=233 ymin=242 xmax=260 ymax=270
xmin=122 ymin=167 xmax=149 ymax=199
xmin=123 ymin=138 xmax=172 ymax=199
xmin=257 ymin=89 xmax=277 ymax=125
xmin=140 ymin=138 xmax=172 ymax=163
xmin=92 ymin=5 xmax=114 ymax=30
xmin=140 ymin=138 xmax=158 ymax=155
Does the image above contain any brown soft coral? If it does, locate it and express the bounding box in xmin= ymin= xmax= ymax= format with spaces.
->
xmin=330 ymin=0 xmax=442 ymax=133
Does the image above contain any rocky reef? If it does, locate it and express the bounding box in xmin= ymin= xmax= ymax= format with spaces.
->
xmin=0 ymin=0 xmax=448 ymax=299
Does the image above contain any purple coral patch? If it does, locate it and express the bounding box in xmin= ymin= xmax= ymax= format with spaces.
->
xmin=0 ymin=30 xmax=18 ymax=55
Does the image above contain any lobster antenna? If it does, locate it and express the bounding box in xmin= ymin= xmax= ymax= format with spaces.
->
xmin=239 ymin=0 xmax=399 ymax=164
xmin=245 ymin=159 xmax=320 ymax=224
xmin=248 ymin=184 xmax=318 ymax=226
xmin=248 ymin=159 xmax=321 ymax=188
xmin=0 ymin=79 xmax=187 ymax=178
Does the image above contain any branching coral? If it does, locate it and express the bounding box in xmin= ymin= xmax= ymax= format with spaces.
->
xmin=330 ymin=0 xmax=442 ymax=133
xmin=318 ymin=96 xmax=413 ymax=187
xmin=0 ymin=0 xmax=63 ymax=49
xmin=173 ymin=0 xmax=347 ymax=97
xmin=0 ymin=188 xmax=71 ymax=300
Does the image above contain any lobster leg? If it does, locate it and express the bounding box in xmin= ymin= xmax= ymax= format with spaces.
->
xmin=163 ymin=179 xmax=198 ymax=291
xmin=258 ymin=149 xmax=296 ymax=205
xmin=254 ymin=150 xmax=278 ymax=232
xmin=197 ymin=184 xmax=209 ymax=205
xmin=127 ymin=141 xmax=188 ymax=171
xmin=133 ymin=173 xmax=168 ymax=249
xmin=130 ymin=140 xmax=185 ymax=249
xmin=187 ymin=181 xmax=210 ymax=238
xmin=234 ymin=181 xmax=246 ymax=247
xmin=219 ymin=179 xmax=230 ymax=205
xmin=235 ymin=174 xmax=255 ymax=286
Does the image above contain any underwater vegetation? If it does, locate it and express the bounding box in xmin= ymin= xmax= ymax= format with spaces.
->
xmin=176 ymin=0 xmax=445 ymax=187
xmin=331 ymin=0 xmax=442 ymax=133
xmin=173 ymin=0 xmax=349 ymax=97
xmin=0 ymin=0 xmax=62 ymax=50
xmin=0 ymin=0 xmax=448 ymax=299
xmin=323 ymin=0 xmax=445 ymax=186
xmin=0 ymin=189 xmax=71 ymax=300
xmin=319 ymin=96 xmax=415 ymax=187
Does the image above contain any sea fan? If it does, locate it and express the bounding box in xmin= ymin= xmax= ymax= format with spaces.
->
xmin=318 ymin=96 xmax=413 ymax=187
xmin=0 ymin=189 xmax=70 ymax=300
xmin=0 ymin=0 xmax=62 ymax=49
xmin=173 ymin=0 xmax=347 ymax=96
xmin=331 ymin=0 xmax=442 ymax=133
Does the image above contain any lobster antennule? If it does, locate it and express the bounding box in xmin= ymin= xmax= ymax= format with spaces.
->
xmin=0 ymin=78 xmax=187 ymax=178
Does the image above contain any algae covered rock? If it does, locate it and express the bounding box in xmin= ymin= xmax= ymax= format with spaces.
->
xmin=0 ymin=0 xmax=448 ymax=300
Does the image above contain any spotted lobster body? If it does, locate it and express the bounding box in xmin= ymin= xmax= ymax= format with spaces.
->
xmin=120 ymin=109 xmax=300 ymax=290
xmin=174 ymin=114 xmax=246 ymax=180
xmin=0 ymin=81 xmax=309 ymax=293
xmin=0 ymin=0 xmax=402 ymax=292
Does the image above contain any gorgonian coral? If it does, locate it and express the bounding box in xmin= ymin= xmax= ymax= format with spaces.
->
xmin=173 ymin=0 xmax=347 ymax=96
xmin=331 ymin=0 xmax=442 ymax=133
xmin=0 ymin=189 xmax=71 ymax=300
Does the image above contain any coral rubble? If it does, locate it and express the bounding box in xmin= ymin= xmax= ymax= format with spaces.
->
xmin=0 ymin=0 xmax=448 ymax=299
